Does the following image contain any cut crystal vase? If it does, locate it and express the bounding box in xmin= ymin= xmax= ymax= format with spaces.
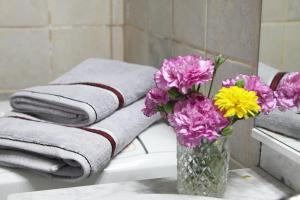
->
xmin=177 ymin=137 xmax=230 ymax=198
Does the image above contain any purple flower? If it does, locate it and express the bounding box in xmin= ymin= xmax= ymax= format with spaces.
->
xmin=222 ymin=76 xmax=239 ymax=87
xmin=168 ymin=96 xmax=229 ymax=147
xmin=155 ymin=55 xmax=214 ymax=94
xmin=147 ymin=87 xmax=169 ymax=104
xmin=142 ymin=96 xmax=157 ymax=117
xmin=142 ymin=87 xmax=169 ymax=117
xmin=222 ymin=74 xmax=276 ymax=114
xmin=275 ymin=72 xmax=300 ymax=111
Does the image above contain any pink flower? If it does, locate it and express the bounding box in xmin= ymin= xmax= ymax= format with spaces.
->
xmin=155 ymin=55 xmax=214 ymax=94
xmin=142 ymin=87 xmax=169 ymax=117
xmin=168 ymin=96 xmax=229 ymax=147
xmin=147 ymin=87 xmax=169 ymax=104
xmin=222 ymin=77 xmax=239 ymax=87
xmin=142 ymin=96 xmax=157 ymax=117
xmin=275 ymin=72 xmax=300 ymax=111
xmin=223 ymin=74 xmax=276 ymax=114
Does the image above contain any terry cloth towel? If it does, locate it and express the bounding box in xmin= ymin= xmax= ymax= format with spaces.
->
xmin=0 ymin=99 xmax=160 ymax=181
xmin=255 ymin=108 xmax=300 ymax=139
xmin=10 ymin=58 xmax=157 ymax=127
xmin=256 ymin=62 xmax=300 ymax=138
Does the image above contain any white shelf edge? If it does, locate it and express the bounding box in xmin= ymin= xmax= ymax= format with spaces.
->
xmin=251 ymin=128 xmax=300 ymax=165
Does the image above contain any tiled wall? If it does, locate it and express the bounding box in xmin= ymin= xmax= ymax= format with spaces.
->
xmin=125 ymin=0 xmax=262 ymax=167
xmin=0 ymin=0 xmax=124 ymax=98
xmin=260 ymin=0 xmax=300 ymax=71
xmin=0 ymin=0 xmax=263 ymax=167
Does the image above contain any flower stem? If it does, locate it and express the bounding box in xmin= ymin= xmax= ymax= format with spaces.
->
xmin=208 ymin=55 xmax=226 ymax=98
xmin=196 ymin=84 xmax=201 ymax=93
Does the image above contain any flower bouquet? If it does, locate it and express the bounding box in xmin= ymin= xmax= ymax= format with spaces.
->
xmin=142 ymin=54 xmax=300 ymax=197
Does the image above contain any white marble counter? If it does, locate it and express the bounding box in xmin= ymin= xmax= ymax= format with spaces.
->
xmin=252 ymin=128 xmax=300 ymax=191
xmin=8 ymin=168 xmax=294 ymax=200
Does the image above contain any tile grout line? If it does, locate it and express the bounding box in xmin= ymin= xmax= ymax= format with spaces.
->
xmin=256 ymin=0 xmax=263 ymax=75
xmin=0 ymin=24 xmax=114 ymax=29
xmin=204 ymin=0 xmax=208 ymax=56
xmin=47 ymin=0 xmax=54 ymax=80
xmin=280 ymin=0 xmax=289 ymax=71
xmin=261 ymin=21 xmax=300 ymax=25
xmin=171 ymin=0 xmax=175 ymax=55
xmin=110 ymin=0 xmax=113 ymax=59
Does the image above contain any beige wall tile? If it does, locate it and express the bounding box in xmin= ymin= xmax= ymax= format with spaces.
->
xmin=208 ymin=59 xmax=255 ymax=97
xmin=113 ymin=0 xmax=124 ymax=25
xmin=148 ymin=35 xmax=172 ymax=68
xmin=229 ymin=119 xmax=260 ymax=166
xmin=125 ymin=0 xmax=148 ymax=30
xmin=172 ymin=42 xmax=205 ymax=57
xmin=0 ymin=0 xmax=48 ymax=27
xmin=288 ymin=0 xmax=300 ymax=21
xmin=283 ymin=23 xmax=300 ymax=72
xmin=0 ymin=91 xmax=13 ymax=101
xmin=49 ymin=0 xmax=110 ymax=25
xmin=148 ymin=0 xmax=172 ymax=37
xmin=259 ymin=24 xmax=284 ymax=69
xmin=0 ymin=28 xmax=51 ymax=89
xmin=207 ymin=0 xmax=261 ymax=64
xmin=262 ymin=0 xmax=287 ymax=22
xmin=51 ymin=27 xmax=111 ymax=78
xmin=112 ymin=26 xmax=124 ymax=60
xmin=173 ymin=0 xmax=206 ymax=49
xmin=125 ymin=26 xmax=149 ymax=65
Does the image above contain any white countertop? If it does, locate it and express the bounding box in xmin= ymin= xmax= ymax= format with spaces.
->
xmin=8 ymin=168 xmax=294 ymax=200
xmin=252 ymin=128 xmax=300 ymax=165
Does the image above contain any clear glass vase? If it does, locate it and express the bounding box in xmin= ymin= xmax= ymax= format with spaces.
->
xmin=177 ymin=137 xmax=230 ymax=198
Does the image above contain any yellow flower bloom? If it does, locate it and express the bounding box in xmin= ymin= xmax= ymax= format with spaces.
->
xmin=214 ymin=86 xmax=261 ymax=119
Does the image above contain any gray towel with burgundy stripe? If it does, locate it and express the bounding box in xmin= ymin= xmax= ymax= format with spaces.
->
xmin=10 ymin=58 xmax=157 ymax=127
xmin=0 ymin=99 xmax=160 ymax=181
xmin=256 ymin=63 xmax=300 ymax=138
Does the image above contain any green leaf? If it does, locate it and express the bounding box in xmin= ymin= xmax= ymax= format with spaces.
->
xmin=163 ymin=102 xmax=175 ymax=113
xmin=231 ymin=116 xmax=240 ymax=124
xmin=156 ymin=105 xmax=164 ymax=112
xmin=221 ymin=125 xmax=233 ymax=136
xmin=168 ymin=88 xmax=182 ymax=99
xmin=235 ymin=79 xmax=245 ymax=88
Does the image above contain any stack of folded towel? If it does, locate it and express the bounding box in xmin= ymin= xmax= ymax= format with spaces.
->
xmin=0 ymin=58 xmax=160 ymax=181
xmin=255 ymin=63 xmax=300 ymax=139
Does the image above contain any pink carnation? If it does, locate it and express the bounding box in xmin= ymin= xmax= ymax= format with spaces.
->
xmin=222 ymin=74 xmax=276 ymax=114
xmin=168 ymin=96 xmax=229 ymax=147
xmin=275 ymin=72 xmax=300 ymax=111
xmin=142 ymin=87 xmax=169 ymax=117
xmin=155 ymin=55 xmax=214 ymax=94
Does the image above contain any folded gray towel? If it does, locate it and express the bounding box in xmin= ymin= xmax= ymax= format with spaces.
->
xmin=0 ymin=99 xmax=160 ymax=181
xmin=256 ymin=63 xmax=300 ymax=138
xmin=10 ymin=58 xmax=156 ymax=127
xmin=255 ymin=109 xmax=300 ymax=139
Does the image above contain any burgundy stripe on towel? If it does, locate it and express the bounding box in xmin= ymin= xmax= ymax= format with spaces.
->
xmin=79 ymin=127 xmax=116 ymax=158
xmin=270 ymin=72 xmax=287 ymax=91
xmin=7 ymin=116 xmax=117 ymax=158
xmin=7 ymin=116 xmax=44 ymax=123
xmin=51 ymin=82 xmax=124 ymax=109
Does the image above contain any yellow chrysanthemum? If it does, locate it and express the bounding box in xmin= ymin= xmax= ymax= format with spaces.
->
xmin=214 ymin=86 xmax=261 ymax=119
